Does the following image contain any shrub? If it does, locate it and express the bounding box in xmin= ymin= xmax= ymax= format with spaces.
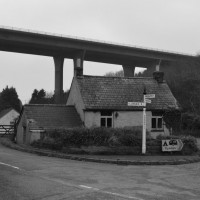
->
xmin=156 ymin=134 xmax=180 ymax=140
xmin=174 ymin=130 xmax=200 ymax=138
xmin=108 ymin=135 xmax=121 ymax=146
xmin=146 ymin=139 xmax=161 ymax=146
xmin=181 ymin=112 xmax=200 ymax=130
xmin=108 ymin=127 xmax=151 ymax=147
xmin=32 ymin=127 xmax=145 ymax=148
xmin=43 ymin=127 xmax=145 ymax=147
xmin=85 ymin=127 xmax=111 ymax=146
xmin=181 ymin=136 xmax=198 ymax=153
xmin=31 ymin=137 xmax=63 ymax=150
xmin=61 ymin=127 xmax=111 ymax=146
xmin=116 ymin=132 xmax=141 ymax=146
xmin=31 ymin=127 xmax=198 ymax=155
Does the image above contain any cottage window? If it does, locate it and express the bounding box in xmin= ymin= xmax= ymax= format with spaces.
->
xmin=100 ymin=111 xmax=113 ymax=128
xmin=151 ymin=116 xmax=163 ymax=130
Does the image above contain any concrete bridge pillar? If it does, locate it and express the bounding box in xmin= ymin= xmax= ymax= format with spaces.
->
xmin=54 ymin=56 xmax=64 ymax=104
xmin=122 ymin=65 xmax=135 ymax=77
xmin=73 ymin=51 xmax=85 ymax=77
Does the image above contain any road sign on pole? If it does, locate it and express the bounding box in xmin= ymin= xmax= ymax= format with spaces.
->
xmin=128 ymin=93 xmax=155 ymax=155
xmin=144 ymin=94 xmax=155 ymax=99
xmin=128 ymin=102 xmax=145 ymax=106
xmin=144 ymin=99 xmax=151 ymax=104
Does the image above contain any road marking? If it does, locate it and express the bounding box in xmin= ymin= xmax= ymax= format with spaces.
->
xmin=41 ymin=177 xmax=144 ymax=200
xmin=79 ymin=184 xmax=143 ymax=200
xmin=0 ymin=162 xmax=20 ymax=170
xmin=79 ymin=185 xmax=99 ymax=191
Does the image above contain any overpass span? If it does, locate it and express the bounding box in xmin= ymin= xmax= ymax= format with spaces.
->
xmin=0 ymin=26 xmax=197 ymax=103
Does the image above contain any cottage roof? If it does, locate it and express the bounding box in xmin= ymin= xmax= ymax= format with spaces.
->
xmin=0 ymin=108 xmax=18 ymax=119
xmin=23 ymin=104 xmax=82 ymax=130
xmin=75 ymin=75 xmax=180 ymax=111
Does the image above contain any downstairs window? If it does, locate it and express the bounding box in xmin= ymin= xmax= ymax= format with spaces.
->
xmin=100 ymin=111 xmax=113 ymax=128
xmin=151 ymin=116 xmax=163 ymax=131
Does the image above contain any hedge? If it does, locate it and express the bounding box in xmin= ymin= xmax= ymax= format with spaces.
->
xmin=31 ymin=127 xmax=199 ymax=155
xmin=40 ymin=127 xmax=148 ymax=147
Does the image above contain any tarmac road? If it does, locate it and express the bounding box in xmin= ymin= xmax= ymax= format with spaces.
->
xmin=0 ymin=143 xmax=200 ymax=200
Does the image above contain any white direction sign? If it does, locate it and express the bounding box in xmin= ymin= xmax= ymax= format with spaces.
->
xmin=162 ymin=139 xmax=184 ymax=152
xmin=144 ymin=99 xmax=151 ymax=104
xmin=144 ymin=94 xmax=155 ymax=99
xmin=128 ymin=102 xmax=145 ymax=106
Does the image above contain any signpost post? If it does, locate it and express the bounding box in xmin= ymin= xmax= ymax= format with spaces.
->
xmin=142 ymin=101 xmax=147 ymax=154
xmin=128 ymin=90 xmax=155 ymax=154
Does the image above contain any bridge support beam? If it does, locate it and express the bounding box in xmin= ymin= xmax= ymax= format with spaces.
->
xmin=73 ymin=51 xmax=85 ymax=77
xmin=122 ymin=65 xmax=135 ymax=77
xmin=54 ymin=56 xmax=64 ymax=104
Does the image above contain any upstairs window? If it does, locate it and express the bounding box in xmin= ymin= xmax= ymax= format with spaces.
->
xmin=100 ymin=111 xmax=113 ymax=128
xmin=151 ymin=116 xmax=163 ymax=131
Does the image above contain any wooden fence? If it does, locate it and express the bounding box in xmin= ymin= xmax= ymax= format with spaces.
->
xmin=0 ymin=125 xmax=16 ymax=137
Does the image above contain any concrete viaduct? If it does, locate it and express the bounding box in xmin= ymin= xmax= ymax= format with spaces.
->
xmin=0 ymin=26 xmax=197 ymax=103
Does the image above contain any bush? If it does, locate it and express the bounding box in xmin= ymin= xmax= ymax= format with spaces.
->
xmin=156 ymin=134 xmax=180 ymax=140
xmin=108 ymin=127 xmax=151 ymax=147
xmin=42 ymin=127 xmax=145 ymax=147
xmin=181 ymin=135 xmax=198 ymax=153
xmin=32 ymin=127 xmax=145 ymax=148
xmin=61 ymin=127 xmax=111 ymax=146
xmin=174 ymin=130 xmax=200 ymax=138
xmin=31 ymin=127 xmax=198 ymax=155
xmin=181 ymin=112 xmax=200 ymax=131
xmin=32 ymin=137 xmax=63 ymax=150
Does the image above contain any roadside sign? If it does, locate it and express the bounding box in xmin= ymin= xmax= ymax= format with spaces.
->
xmin=144 ymin=94 xmax=155 ymax=99
xmin=162 ymin=139 xmax=184 ymax=152
xmin=144 ymin=99 xmax=151 ymax=104
xmin=128 ymin=102 xmax=145 ymax=106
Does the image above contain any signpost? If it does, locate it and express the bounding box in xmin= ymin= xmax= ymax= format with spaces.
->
xmin=162 ymin=139 xmax=184 ymax=152
xmin=142 ymin=93 xmax=155 ymax=154
xmin=144 ymin=99 xmax=151 ymax=104
xmin=144 ymin=94 xmax=155 ymax=99
xmin=128 ymin=91 xmax=155 ymax=154
xmin=142 ymin=103 xmax=147 ymax=154
xmin=128 ymin=102 xmax=145 ymax=107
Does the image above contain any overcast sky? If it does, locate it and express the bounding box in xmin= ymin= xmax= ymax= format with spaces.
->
xmin=0 ymin=0 xmax=199 ymax=103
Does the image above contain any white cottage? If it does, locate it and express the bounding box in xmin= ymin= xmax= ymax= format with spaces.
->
xmin=0 ymin=108 xmax=19 ymax=125
xmin=67 ymin=71 xmax=180 ymax=138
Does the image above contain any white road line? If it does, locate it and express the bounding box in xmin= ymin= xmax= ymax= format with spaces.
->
xmin=41 ymin=177 xmax=144 ymax=200
xmin=0 ymin=162 xmax=20 ymax=170
xmin=79 ymin=184 xmax=143 ymax=200
xmin=79 ymin=185 xmax=99 ymax=191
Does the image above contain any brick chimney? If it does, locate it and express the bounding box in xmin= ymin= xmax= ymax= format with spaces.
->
xmin=153 ymin=71 xmax=164 ymax=83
